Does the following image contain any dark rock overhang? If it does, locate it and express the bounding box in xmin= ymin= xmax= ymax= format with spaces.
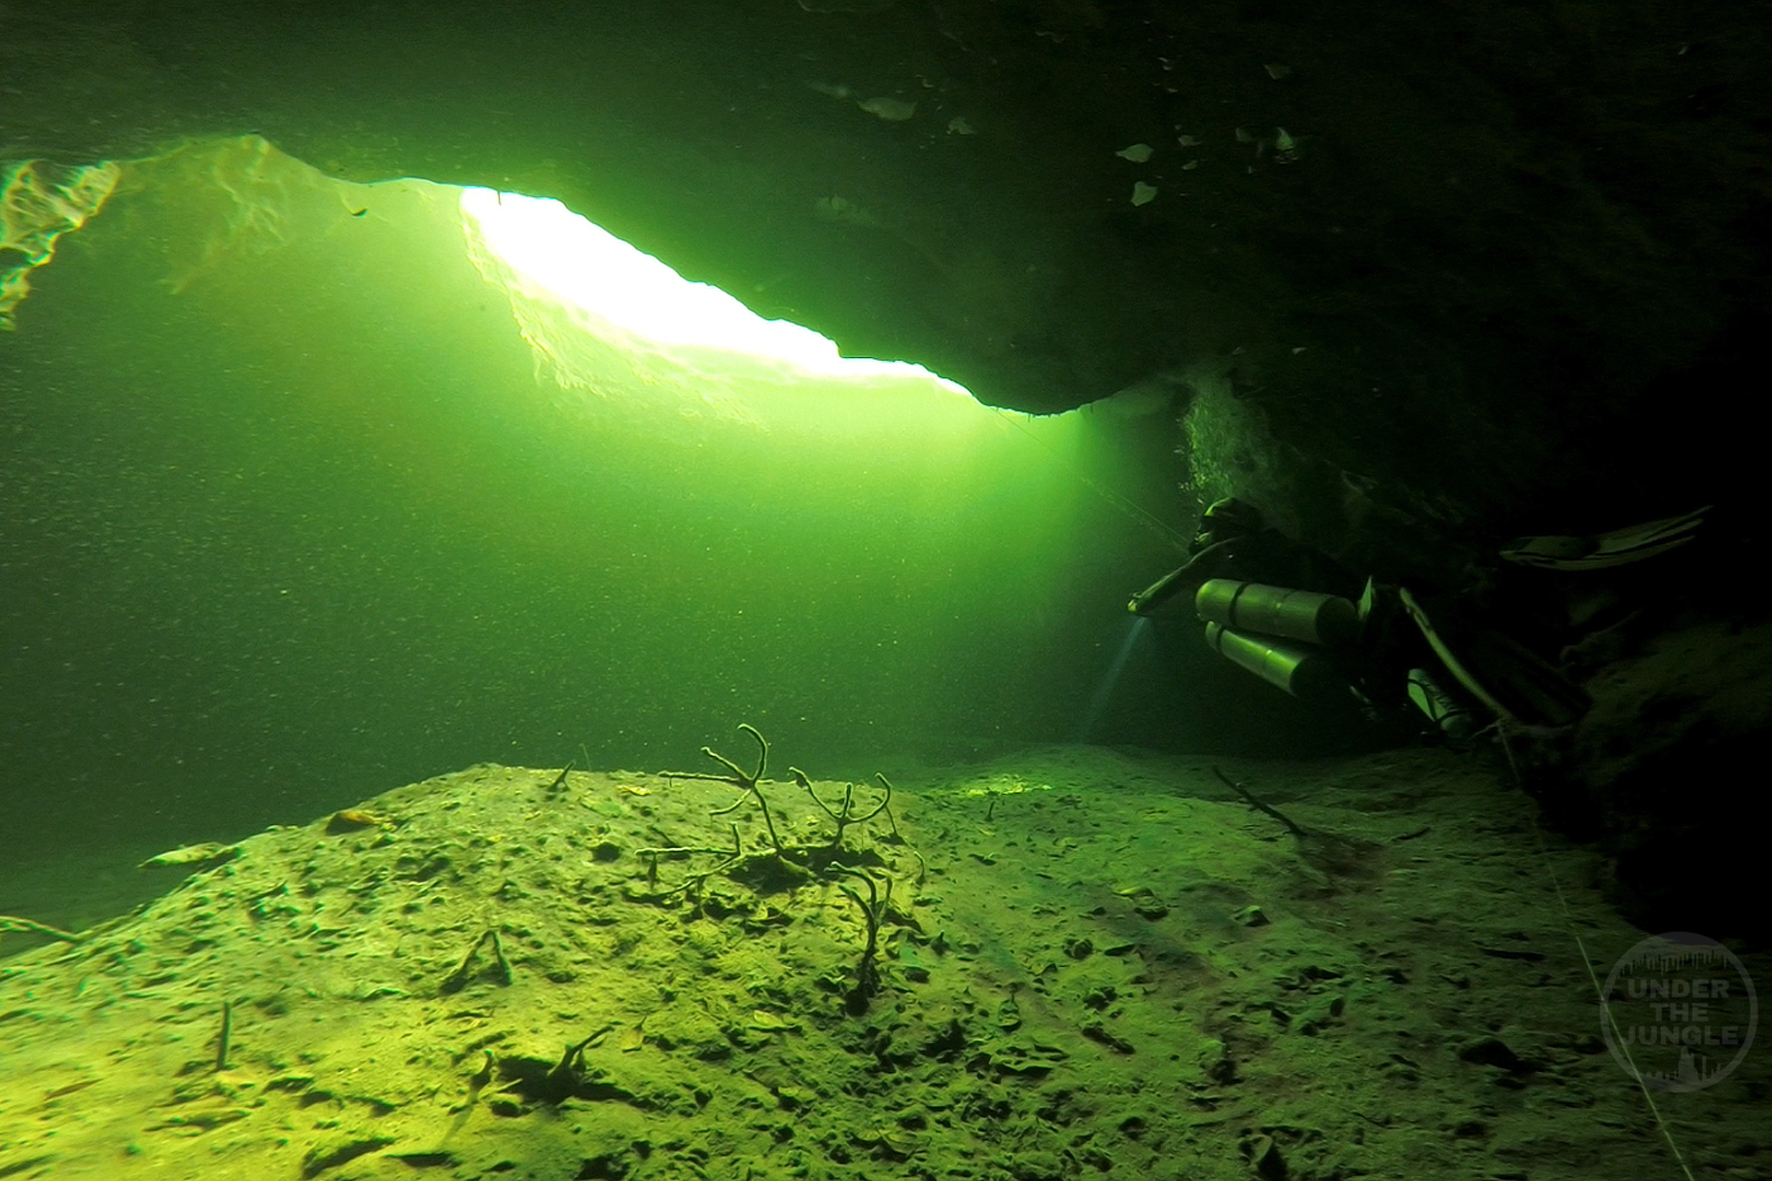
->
xmin=8 ymin=1 xmax=1767 ymax=453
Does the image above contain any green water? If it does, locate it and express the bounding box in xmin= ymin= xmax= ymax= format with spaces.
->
xmin=2 ymin=139 xmax=1247 ymax=848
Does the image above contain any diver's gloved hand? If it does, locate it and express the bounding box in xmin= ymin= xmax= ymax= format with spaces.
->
xmin=1127 ymin=566 xmax=1190 ymax=615
xmin=1127 ymin=538 xmax=1238 ymax=615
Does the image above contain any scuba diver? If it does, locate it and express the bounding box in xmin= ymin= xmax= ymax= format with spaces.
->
xmin=1127 ymin=497 xmax=1362 ymax=616
xmin=1127 ymin=497 xmax=1709 ymax=737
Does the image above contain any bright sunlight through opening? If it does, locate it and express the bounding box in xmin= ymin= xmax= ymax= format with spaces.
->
xmin=459 ymin=188 xmax=957 ymax=385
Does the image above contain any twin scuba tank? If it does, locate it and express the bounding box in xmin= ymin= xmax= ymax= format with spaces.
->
xmin=1194 ymin=579 xmax=1475 ymax=737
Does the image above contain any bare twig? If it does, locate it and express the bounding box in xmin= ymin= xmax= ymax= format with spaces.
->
xmin=1212 ymin=766 xmax=1305 ymax=837
xmin=441 ymin=929 xmax=514 ymax=994
xmin=792 ymin=768 xmax=896 ymax=851
xmin=214 ymin=1000 xmax=233 ymax=1072
xmin=680 ymin=724 xmax=785 ymax=855
xmin=639 ymin=825 xmax=747 ymax=898
xmin=830 ymin=865 xmax=889 ymax=1012
xmin=0 ymin=915 xmax=82 ymax=943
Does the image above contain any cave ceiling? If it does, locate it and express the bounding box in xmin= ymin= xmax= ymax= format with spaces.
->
xmin=5 ymin=0 xmax=1768 ymax=528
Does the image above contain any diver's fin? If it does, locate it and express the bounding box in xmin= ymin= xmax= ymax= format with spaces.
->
xmin=1501 ymin=505 xmax=1711 ymax=570
xmin=1398 ymin=587 xmax=1590 ymax=727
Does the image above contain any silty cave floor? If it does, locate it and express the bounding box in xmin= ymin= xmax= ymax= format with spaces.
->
xmin=1 ymin=744 xmax=1765 ymax=1180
